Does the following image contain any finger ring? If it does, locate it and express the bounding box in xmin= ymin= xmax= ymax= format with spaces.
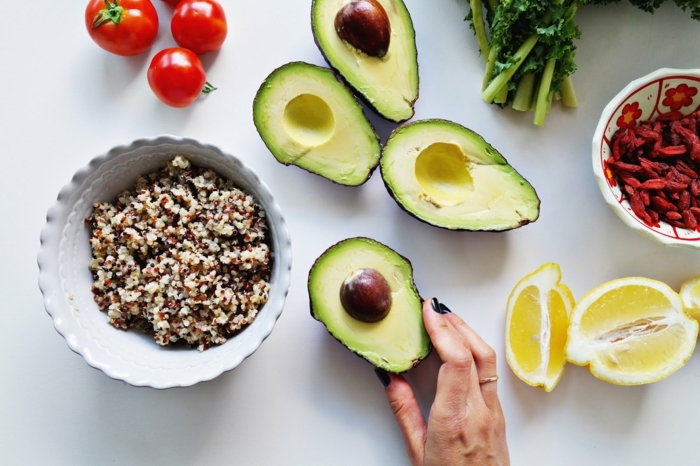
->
xmin=479 ymin=376 xmax=499 ymax=384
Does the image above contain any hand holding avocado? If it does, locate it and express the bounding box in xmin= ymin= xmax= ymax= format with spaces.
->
xmin=377 ymin=298 xmax=510 ymax=466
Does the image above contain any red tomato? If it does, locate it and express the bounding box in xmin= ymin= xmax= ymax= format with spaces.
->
xmin=85 ymin=0 xmax=159 ymax=56
xmin=161 ymin=0 xmax=181 ymax=5
xmin=171 ymin=0 xmax=228 ymax=55
xmin=147 ymin=48 xmax=216 ymax=108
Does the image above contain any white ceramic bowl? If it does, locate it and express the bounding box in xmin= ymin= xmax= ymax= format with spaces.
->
xmin=592 ymin=68 xmax=700 ymax=248
xmin=38 ymin=136 xmax=292 ymax=388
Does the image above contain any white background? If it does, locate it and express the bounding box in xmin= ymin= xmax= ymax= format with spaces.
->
xmin=2 ymin=1 xmax=700 ymax=465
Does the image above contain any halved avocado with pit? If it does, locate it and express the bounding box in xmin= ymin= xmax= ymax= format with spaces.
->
xmin=253 ymin=62 xmax=381 ymax=186
xmin=381 ymin=119 xmax=540 ymax=230
xmin=311 ymin=0 xmax=419 ymax=123
xmin=309 ymin=237 xmax=430 ymax=373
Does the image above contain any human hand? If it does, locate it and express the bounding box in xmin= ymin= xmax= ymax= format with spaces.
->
xmin=375 ymin=298 xmax=509 ymax=466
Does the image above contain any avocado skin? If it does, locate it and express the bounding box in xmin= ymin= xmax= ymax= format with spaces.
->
xmin=308 ymin=237 xmax=432 ymax=374
xmin=252 ymin=61 xmax=381 ymax=187
xmin=380 ymin=119 xmax=542 ymax=231
xmin=310 ymin=0 xmax=419 ymax=123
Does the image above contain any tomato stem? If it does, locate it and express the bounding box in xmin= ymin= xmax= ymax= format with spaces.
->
xmin=202 ymin=82 xmax=217 ymax=94
xmin=93 ymin=0 xmax=124 ymax=29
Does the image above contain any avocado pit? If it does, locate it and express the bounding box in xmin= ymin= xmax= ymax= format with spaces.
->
xmin=340 ymin=268 xmax=392 ymax=323
xmin=334 ymin=0 xmax=391 ymax=58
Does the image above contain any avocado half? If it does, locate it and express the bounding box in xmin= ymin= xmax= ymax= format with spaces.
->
xmin=381 ymin=119 xmax=541 ymax=231
xmin=311 ymin=0 xmax=419 ymax=123
xmin=253 ymin=62 xmax=381 ymax=186
xmin=308 ymin=237 xmax=430 ymax=373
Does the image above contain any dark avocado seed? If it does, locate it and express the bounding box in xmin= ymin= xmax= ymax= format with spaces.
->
xmin=334 ymin=0 xmax=391 ymax=58
xmin=340 ymin=268 xmax=392 ymax=323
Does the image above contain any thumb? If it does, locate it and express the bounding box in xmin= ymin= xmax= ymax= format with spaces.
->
xmin=376 ymin=369 xmax=427 ymax=465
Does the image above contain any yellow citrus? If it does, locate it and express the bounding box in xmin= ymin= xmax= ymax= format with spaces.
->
xmin=566 ymin=277 xmax=698 ymax=385
xmin=680 ymin=276 xmax=700 ymax=324
xmin=505 ymin=263 xmax=574 ymax=392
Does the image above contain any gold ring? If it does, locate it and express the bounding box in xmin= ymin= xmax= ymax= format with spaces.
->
xmin=479 ymin=376 xmax=499 ymax=384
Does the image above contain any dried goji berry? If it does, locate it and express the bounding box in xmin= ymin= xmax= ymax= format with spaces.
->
xmin=658 ymin=146 xmax=687 ymax=156
xmin=665 ymin=180 xmax=690 ymax=192
xmin=667 ymin=211 xmax=683 ymax=221
xmin=679 ymin=191 xmax=691 ymax=211
xmin=674 ymin=125 xmax=700 ymax=161
xmin=647 ymin=208 xmax=660 ymax=226
xmin=609 ymin=160 xmax=643 ymax=174
xmin=621 ymin=176 xmax=641 ymax=188
xmin=692 ymin=180 xmax=700 ymax=197
xmin=683 ymin=210 xmax=698 ymax=230
xmin=677 ymin=161 xmax=699 ymax=179
xmin=651 ymin=196 xmax=678 ymax=212
xmin=630 ymin=192 xmax=651 ymax=224
xmin=690 ymin=207 xmax=700 ymax=221
xmin=639 ymin=179 xmax=666 ymax=190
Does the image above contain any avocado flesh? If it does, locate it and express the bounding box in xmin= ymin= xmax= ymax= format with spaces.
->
xmin=381 ymin=119 xmax=540 ymax=230
xmin=253 ymin=62 xmax=381 ymax=186
xmin=312 ymin=0 xmax=418 ymax=122
xmin=309 ymin=237 xmax=430 ymax=373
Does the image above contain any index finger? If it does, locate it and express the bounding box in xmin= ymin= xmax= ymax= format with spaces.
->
xmin=423 ymin=298 xmax=484 ymax=415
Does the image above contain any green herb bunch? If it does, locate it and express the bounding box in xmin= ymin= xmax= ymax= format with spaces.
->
xmin=468 ymin=0 xmax=700 ymax=126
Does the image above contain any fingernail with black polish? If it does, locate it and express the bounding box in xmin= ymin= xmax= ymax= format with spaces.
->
xmin=431 ymin=297 xmax=441 ymax=313
xmin=375 ymin=368 xmax=391 ymax=388
xmin=439 ymin=303 xmax=452 ymax=314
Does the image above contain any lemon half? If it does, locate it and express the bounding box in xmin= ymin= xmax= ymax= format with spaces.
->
xmin=680 ymin=276 xmax=700 ymax=324
xmin=566 ymin=277 xmax=698 ymax=385
xmin=505 ymin=263 xmax=574 ymax=392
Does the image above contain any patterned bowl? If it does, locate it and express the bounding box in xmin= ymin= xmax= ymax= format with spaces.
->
xmin=37 ymin=136 xmax=293 ymax=388
xmin=592 ymin=68 xmax=700 ymax=248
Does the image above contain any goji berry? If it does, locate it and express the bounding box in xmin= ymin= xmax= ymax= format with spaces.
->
xmin=683 ymin=210 xmax=698 ymax=230
xmin=639 ymin=179 xmax=666 ymax=190
xmin=658 ymin=146 xmax=687 ymax=156
xmin=679 ymin=191 xmax=691 ymax=211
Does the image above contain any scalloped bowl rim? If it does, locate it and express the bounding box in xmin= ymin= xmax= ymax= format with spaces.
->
xmin=592 ymin=67 xmax=700 ymax=249
xmin=37 ymin=136 xmax=293 ymax=389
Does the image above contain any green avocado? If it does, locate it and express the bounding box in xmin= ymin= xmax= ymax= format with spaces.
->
xmin=381 ymin=119 xmax=541 ymax=231
xmin=308 ymin=237 xmax=430 ymax=373
xmin=253 ymin=62 xmax=381 ymax=186
xmin=311 ymin=0 xmax=419 ymax=123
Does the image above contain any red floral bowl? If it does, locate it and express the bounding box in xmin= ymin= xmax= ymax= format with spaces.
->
xmin=592 ymin=68 xmax=700 ymax=249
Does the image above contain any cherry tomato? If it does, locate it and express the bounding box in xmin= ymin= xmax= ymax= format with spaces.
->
xmin=85 ymin=0 xmax=159 ymax=56
xmin=161 ymin=0 xmax=181 ymax=5
xmin=147 ymin=48 xmax=216 ymax=108
xmin=171 ymin=0 xmax=228 ymax=55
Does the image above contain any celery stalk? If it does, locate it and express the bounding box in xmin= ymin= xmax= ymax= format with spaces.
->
xmin=534 ymin=58 xmax=556 ymax=126
xmin=512 ymin=73 xmax=535 ymax=112
xmin=470 ymin=0 xmax=490 ymax=60
xmin=560 ymin=75 xmax=579 ymax=108
xmin=482 ymin=34 xmax=539 ymax=104
xmin=483 ymin=47 xmax=498 ymax=91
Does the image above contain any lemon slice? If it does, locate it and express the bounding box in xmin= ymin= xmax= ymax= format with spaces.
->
xmin=680 ymin=276 xmax=700 ymax=324
xmin=566 ymin=277 xmax=698 ymax=385
xmin=505 ymin=263 xmax=574 ymax=392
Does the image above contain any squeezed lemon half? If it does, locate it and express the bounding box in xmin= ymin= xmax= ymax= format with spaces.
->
xmin=505 ymin=263 xmax=574 ymax=392
xmin=566 ymin=277 xmax=698 ymax=385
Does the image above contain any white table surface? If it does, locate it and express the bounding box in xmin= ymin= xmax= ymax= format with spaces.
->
xmin=3 ymin=1 xmax=700 ymax=465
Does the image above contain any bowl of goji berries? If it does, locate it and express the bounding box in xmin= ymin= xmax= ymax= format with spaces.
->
xmin=593 ymin=68 xmax=700 ymax=248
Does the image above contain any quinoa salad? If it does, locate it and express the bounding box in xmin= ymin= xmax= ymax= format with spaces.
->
xmin=87 ymin=155 xmax=272 ymax=350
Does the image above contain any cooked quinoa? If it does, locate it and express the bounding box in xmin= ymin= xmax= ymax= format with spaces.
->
xmin=88 ymin=155 xmax=272 ymax=351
